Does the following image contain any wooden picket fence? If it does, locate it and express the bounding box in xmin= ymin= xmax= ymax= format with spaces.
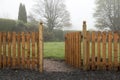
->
xmin=0 ymin=23 xmax=43 ymax=72
xmin=65 ymin=21 xmax=120 ymax=70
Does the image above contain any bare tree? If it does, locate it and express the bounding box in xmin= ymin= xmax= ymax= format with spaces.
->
xmin=94 ymin=0 xmax=120 ymax=31
xmin=30 ymin=0 xmax=71 ymax=31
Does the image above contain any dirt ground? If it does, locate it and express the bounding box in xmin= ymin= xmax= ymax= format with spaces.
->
xmin=0 ymin=59 xmax=120 ymax=80
xmin=44 ymin=59 xmax=76 ymax=72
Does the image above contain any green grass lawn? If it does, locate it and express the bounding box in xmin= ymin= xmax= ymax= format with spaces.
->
xmin=44 ymin=42 xmax=64 ymax=59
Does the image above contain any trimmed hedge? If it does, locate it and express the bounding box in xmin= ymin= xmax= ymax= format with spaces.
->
xmin=0 ymin=18 xmax=16 ymax=32
xmin=0 ymin=18 xmax=39 ymax=32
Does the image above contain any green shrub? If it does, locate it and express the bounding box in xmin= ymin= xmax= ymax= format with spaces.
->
xmin=53 ymin=29 xmax=64 ymax=41
xmin=26 ymin=22 xmax=38 ymax=32
xmin=14 ymin=20 xmax=27 ymax=32
xmin=43 ymin=28 xmax=64 ymax=42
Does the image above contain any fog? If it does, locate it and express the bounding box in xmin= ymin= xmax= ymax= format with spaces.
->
xmin=0 ymin=0 xmax=96 ymax=30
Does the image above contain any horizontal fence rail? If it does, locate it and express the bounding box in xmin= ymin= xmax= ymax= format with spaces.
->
xmin=65 ymin=21 xmax=120 ymax=70
xmin=0 ymin=23 xmax=43 ymax=72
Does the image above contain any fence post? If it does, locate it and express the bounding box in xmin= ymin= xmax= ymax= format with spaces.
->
xmin=83 ymin=21 xmax=87 ymax=70
xmin=39 ymin=22 xmax=43 ymax=72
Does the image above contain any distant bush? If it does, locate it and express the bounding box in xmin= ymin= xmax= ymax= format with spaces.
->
xmin=53 ymin=29 xmax=64 ymax=41
xmin=43 ymin=27 xmax=64 ymax=42
xmin=0 ymin=18 xmax=16 ymax=32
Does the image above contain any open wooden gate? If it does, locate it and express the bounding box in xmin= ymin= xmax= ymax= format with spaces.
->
xmin=65 ymin=21 xmax=120 ymax=70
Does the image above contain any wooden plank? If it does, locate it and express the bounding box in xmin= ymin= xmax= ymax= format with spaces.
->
xmin=69 ymin=33 xmax=72 ymax=65
xmin=119 ymin=33 xmax=120 ymax=69
xmin=108 ymin=31 xmax=113 ymax=70
xmin=74 ymin=32 xmax=78 ymax=68
xmin=66 ymin=33 xmax=69 ymax=64
xmin=68 ymin=33 xmax=71 ymax=65
xmin=72 ymin=32 xmax=76 ymax=67
xmin=97 ymin=32 xmax=101 ymax=70
xmin=102 ymin=32 xmax=107 ymax=70
xmin=39 ymin=23 xmax=43 ymax=72
xmin=22 ymin=32 xmax=25 ymax=68
xmin=26 ymin=32 xmax=30 ymax=69
xmin=32 ymin=32 xmax=35 ymax=69
xmin=0 ymin=32 xmax=2 ymax=68
xmin=3 ymin=32 xmax=6 ymax=68
xmin=70 ymin=33 xmax=73 ymax=66
xmin=70 ymin=33 xmax=72 ymax=65
xmin=36 ymin=32 xmax=39 ymax=69
xmin=91 ymin=31 xmax=96 ymax=70
xmin=12 ymin=32 xmax=16 ymax=68
xmin=72 ymin=33 xmax=74 ymax=67
xmin=7 ymin=32 xmax=11 ymax=67
xmin=78 ymin=32 xmax=81 ymax=68
xmin=75 ymin=32 xmax=79 ymax=68
xmin=86 ymin=31 xmax=90 ymax=70
xmin=17 ymin=32 xmax=21 ymax=68
xmin=72 ymin=33 xmax=74 ymax=66
xmin=65 ymin=33 xmax=68 ymax=63
xmin=113 ymin=32 xmax=119 ymax=70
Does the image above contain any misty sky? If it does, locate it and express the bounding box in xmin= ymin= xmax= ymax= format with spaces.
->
xmin=0 ymin=0 xmax=96 ymax=30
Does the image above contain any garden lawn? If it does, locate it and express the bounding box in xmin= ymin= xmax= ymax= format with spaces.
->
xmin=44 ymin=42 xmax=64 ymax=60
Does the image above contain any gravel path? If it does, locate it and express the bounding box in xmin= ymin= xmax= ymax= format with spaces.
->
xmin=0 ymin=59 xmax=119 ymax=80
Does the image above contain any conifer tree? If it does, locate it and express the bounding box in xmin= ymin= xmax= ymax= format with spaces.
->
xmin=18 ymin=3 xmax=27 ymax=23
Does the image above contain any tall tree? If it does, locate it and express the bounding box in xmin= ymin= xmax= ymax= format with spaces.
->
xmin=94 ymin=0 xmax=120 ymax=31
xmin=30 ymin=0 xmax=71 ymax=31
xmin=18 ymin=3 xmax=27 ymax=23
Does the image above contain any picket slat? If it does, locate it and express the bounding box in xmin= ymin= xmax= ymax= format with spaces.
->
xmin=68 ymin=33 xmax=71 ymax=65
xmin=32 ymin=32 xmax=35 ymax=69
xmin=75 ymin=32 xmax=79 ymax=68
xmin=86 ymin=31 xmax=90 ymax=70
xmin=65 ymin=34 xmax=67 ymax=63
xmin=78 ymin=32 xmax=81 ymax=68
xmin=7 ymin=32 xmax=11 ymax=67
xmin=102 ymin=32 xmax=107 ymax=70
xmin=97 ymin=32 xmax=101 ymax=69
xmin=114 ymin=32 xmax=119 ymax=70
xmin=3 ymin=32 xmax=6 ymax=68
xmin=72 ymin=33 xmax=74 ymax=66
xmin=73 ymin=32 xmax=76 ymax=67
xmin=36 ymin=32 xmax=39 ymax=68
xmin=22 ymin=32 xmax=25 ymax=68
xmin=0 ymin=32 xmax=2 ymax=68
xmin=108 ymin=31 xmax=113 ymax=70
xmin=17 ymin=32 xmax=21 ymax=68
xmin=70 ymin=33 xmax=72 ymax=65
xmin=12 ymin=32 xmax=16 ymax=68
xmin=91 ymin=32 xmax=96 ymax=70
xmin=26 ymin=32 xmax=30 ymax=68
